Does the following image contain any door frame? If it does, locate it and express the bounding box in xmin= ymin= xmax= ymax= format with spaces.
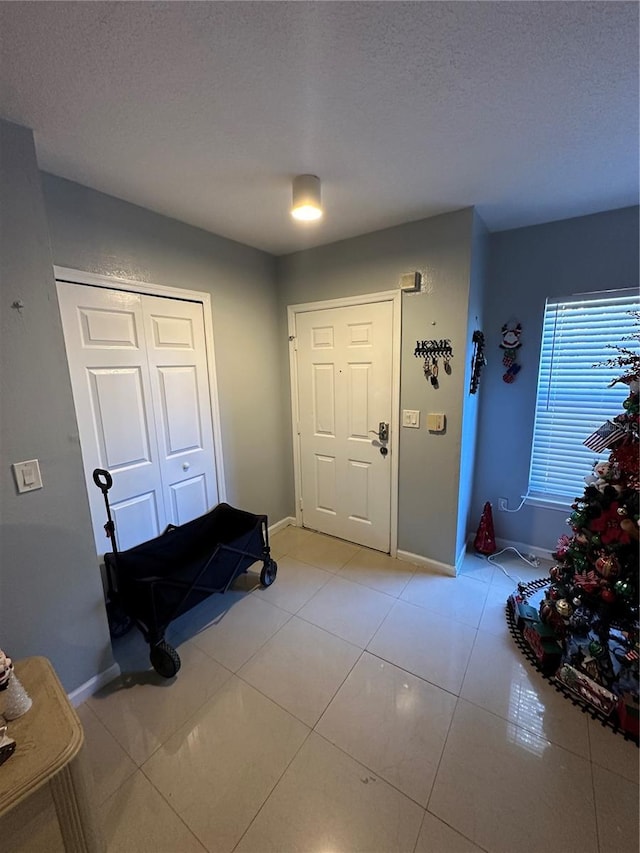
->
xmin=54 ymin=266 xmax=227 ymax=506
xmin=288 ymin=290 xmax=401 ymax=557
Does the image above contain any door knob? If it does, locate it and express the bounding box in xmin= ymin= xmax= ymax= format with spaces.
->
xmin=369 ymin=422 xmax=389 ymax=442
xmin=182 ymin=462 xmax=190 ymax=471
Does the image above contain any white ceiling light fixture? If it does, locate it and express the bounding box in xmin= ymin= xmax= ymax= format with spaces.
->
xmin=291 ymin=174 xmax=323 ymax=222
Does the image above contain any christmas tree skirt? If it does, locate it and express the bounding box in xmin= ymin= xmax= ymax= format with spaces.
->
xmin=506 ymin=578 xmax=639 ymax=746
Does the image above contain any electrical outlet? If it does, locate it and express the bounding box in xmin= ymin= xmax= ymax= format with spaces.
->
xmin=498 ymin=497 xmax=508 ymax=512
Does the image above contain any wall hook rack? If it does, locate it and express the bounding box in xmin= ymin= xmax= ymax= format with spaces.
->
xmin=414 ymin=339 xmax=453 ymax=359
xmin=414 ymin=339 xmax=453 ymax=388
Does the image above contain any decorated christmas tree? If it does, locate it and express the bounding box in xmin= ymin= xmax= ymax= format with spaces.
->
xmin=539 ymin=320 xmax=639 ymax=736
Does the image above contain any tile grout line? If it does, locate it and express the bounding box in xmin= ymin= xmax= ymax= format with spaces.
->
xmin=224 ymin=544 xmax=361 ymax=853
xmin=309 ymin=726 xmax=428 ymax=815
xmin=190 ymin=598 xmax=296 ymax=674
xmin=135 ymin=764 xmax=210 ymax=852
xmin=233 ymin=623 xmax=364 ymax=731
xmin=228 ymin=724 xmax=315 ymax=853
xmin=362 ymin=648 xmax=464 ymax=703
xmin=76 ymin=701 xmax=139 ymax=806
xmin=587 ymin=717 xmax=603 ymax=853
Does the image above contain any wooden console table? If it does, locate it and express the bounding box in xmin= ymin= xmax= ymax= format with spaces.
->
xmin=0 ymin=656 xmax=104 ymax=852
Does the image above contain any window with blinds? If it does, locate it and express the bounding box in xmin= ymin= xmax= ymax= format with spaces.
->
xmin=529 ymin=289 xmax=639 ymax=501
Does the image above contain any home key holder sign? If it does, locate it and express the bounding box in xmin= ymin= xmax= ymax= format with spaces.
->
xmin=414 ymin=339 xmax=453 ymax=389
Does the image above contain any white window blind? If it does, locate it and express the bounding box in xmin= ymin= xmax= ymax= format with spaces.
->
xmin=529 ymin=289 xmax=639 ymax=501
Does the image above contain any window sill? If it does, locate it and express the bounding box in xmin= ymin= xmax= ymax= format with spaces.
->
xmin=524 ymin=495 xmax=572 ymax=512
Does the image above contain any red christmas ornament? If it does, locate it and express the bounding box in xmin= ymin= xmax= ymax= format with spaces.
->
xmin=601 ymin=587 xmax=616 ymax=603
xmin=474 ymin=502 xmax=496 ymax=555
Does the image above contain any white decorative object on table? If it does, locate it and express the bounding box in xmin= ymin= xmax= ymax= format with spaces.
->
xmin=0 ymin=648 xmax=33 ymax=720
xmin=0 ymin=649 xmax=12 ymax=691
xmin=3 ymin=673 xmax=33 ymax=720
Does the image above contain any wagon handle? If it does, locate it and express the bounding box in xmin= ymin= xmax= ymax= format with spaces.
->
xmin=93 ymin=468 xmax=113 ymax=494
xmin=92 ymin=468 xmax=118 ymax=555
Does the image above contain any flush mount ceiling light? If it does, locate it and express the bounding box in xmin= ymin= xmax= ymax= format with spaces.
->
xmin=291 ymin=174 xmax=322 ymax=222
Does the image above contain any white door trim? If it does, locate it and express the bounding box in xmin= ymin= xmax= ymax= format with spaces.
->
xmin=288 ymin=289 xmax=401 ymax=557
xmin=54 ymin=266 xmax=226 ymax=503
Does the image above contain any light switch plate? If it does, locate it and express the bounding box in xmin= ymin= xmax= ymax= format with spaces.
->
xmin=402 ymin=409 xmax=420 ymax=428
xmin=12 ymin=459 xmax=43 ymax=493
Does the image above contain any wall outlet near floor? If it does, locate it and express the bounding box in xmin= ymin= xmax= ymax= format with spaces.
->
xmin=498 ymin=497 xmax=508 ymax=511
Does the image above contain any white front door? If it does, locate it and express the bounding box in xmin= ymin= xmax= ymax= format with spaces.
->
xmin=295 ymin=300 xmax=394 ymax=551
xmin=57 ymin=282 xmax=219 ymax=554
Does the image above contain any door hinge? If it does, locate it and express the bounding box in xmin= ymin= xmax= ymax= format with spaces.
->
xmin=299 ymin=497 xmax=303 ymax=511
xmin=296 ymin=421 xmax=301 ymax=435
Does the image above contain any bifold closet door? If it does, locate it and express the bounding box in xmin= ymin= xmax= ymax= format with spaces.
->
xmin=57 ymin=282 xmax=219 ymax=554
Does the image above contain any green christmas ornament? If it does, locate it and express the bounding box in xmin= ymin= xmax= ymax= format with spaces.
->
xmin=589 ymin=640 xmax=604 ymax=657
xmin=614 ymin=580 xmax=632 ymax=599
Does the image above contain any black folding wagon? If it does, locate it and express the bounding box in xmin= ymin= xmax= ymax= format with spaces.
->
xmin=93 ymin=469 xmax=277 ymax=678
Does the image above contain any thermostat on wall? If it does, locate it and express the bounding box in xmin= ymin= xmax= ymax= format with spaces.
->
xmin=399 ymin=271 xmax=422 ymax=292
xmin=427 ymin=413 xmax=446 ymax=432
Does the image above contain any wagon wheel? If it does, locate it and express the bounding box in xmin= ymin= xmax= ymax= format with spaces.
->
xmin=260 ymin=559 xmax=278 ymax=588
xmin=149 ymin=640 xmax=181 ymax=678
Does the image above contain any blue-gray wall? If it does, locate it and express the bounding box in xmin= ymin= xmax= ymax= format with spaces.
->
xmin=471 ymin=206 xmax=640 ymax=552
xmin=0 ymin=121 xmax=114 ymax=691
xmin=456 ymin=212 xmax=488 ymax=560
xmin=277 ymin=209 xmax=476 ymax=569
xmin=42 ymin=174 xmax=290 ymax=525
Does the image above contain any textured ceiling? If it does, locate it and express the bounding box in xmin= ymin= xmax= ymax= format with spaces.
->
xmin=0 ymin=2 xmax=637 ymax=255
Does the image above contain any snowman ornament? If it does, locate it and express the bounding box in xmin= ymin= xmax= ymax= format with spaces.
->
xmin=500 ymin=322 xmax=522 ymax=383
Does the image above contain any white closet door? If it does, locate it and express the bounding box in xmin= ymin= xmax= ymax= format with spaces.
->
xmin=57 ymin=282 xmax=219 ymax=555
xmin=142 ymin=295 xmax=218 ymax=526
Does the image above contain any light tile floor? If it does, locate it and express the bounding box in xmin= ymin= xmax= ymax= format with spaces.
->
xmin=5 ymin=530 xmax=638 ymax=853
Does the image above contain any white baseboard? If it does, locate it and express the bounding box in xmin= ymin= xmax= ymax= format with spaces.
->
xmin=68 ymin=662 xmax=121 ymax=707
xmin=269 ymin=516 xmax=296 ymax=536
xmin=455 ymin=543 xmax=468 ymax=575
xmin=396 ymin=549 xmax=456 ymax=577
